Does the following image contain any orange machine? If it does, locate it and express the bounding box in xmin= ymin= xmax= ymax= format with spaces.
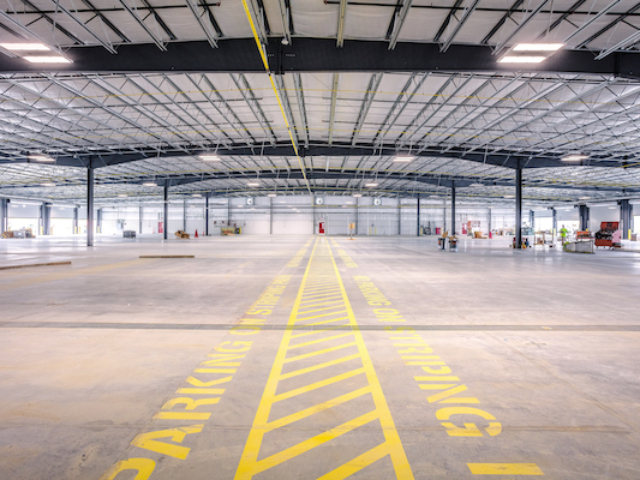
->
xmin=595 ymin=222 xmax=621 ymax=248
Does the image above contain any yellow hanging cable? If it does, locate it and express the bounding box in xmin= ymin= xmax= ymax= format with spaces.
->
xmin=240 ymin=0 xmax=311 ymax=193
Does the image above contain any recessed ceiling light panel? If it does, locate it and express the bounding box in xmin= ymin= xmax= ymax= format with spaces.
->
xmin=498 ymin=56 xmax=546 ymax=64
xmin=393 ymin=155 xmax=414 ymax=163
xmin=0 ymin=43 xmax=50 ymax=51
xmin=24 ymin=56 xmax=71 ymax=63
xmin=29 ymin=155 xmax=54 ymax=162
xmin=561 ymin=154 xmax=589 ymax=162
xmin=199 ymin=154 xmax=220 ymax=161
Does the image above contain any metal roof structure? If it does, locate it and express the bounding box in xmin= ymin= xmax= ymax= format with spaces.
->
xmin=0 ymin=0 xmax=640 ymax=206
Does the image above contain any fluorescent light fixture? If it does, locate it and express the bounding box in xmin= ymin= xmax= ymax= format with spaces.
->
xmin=365 ymin=182 xmax=379 ymax=187
xmin=579 ymin=196 xmax=590 ymax=200
xmin=353 ymin=193 xmax=363 ymax=198
xmin=142 ymin=181 xmax=157 ymax=187
xmin=513 ymin=43 xmax=563 ymax=52
xmin=117 ymin=194 xmax=127 ymax=198
xmin=247 ymin=182 xmax=260 ymax=187
xmin=504 ymin=194 xmax=515 ymax=198
xmin=267 ymin=193 xmax=277 ymax=198
xmin=192 ymin=193 xmax=202 ymax=198
xmin=199 ymin=154 xmax=220 ymax=161
xmin=23 ymin=56 xmax=71 ymax=64
xmin=0 ymin=43 xmax=50 ymax=51
xmin=469 ymin=183 xmax=484 ymax=187
xmin=561 ymin=154 xmax=589 ymax=162
xmin=29 ymin=155 xmax=54 ymax=162
xmin=393 ymin=155 xmax=414 ymax=163
xmin=498 ymin=56 xmax=546 ymax=64
xmin=40 ymin=182 xmax=56 ymax=187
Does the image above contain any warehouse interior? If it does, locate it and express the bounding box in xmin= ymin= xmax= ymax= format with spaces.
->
xmin=1 ymin=1 xmax=640 ymax=479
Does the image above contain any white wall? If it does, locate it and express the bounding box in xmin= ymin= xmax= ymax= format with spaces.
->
xmin=272 ymin=196 xmax=313 ymax=235
xmin=589 ymin=205 xmax=620 ymax=232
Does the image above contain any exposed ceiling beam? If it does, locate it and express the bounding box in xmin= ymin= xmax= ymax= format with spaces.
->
xmin=0 ymin=143 xmax=632 ymax=169
xmin=3 ymin=168 xmax=637 ymax=194
xmin=2 ymin=39 xmax=640 ymax=78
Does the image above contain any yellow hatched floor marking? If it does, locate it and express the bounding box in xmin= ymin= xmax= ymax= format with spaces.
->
xmin=467 ymin=463 xmax=544 ymax=475
xmin=234 ymin=237 xmax=414 ymax=479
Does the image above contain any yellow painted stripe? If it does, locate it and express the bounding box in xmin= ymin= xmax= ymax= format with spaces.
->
xmin=405 ymin=361 xmax=446 ymax=366
xmin=154 ymin=412 xmax=211 ymax=420
xmin=325 ymin=239 xmax=414 ymax=479
xmin=288 ymin=332 xmax=354 ymax=349
xmin=282 ymin=341 xmax=358 ymax=364
xmin=296 ymin=316 xmax=351 ymax=327
xmin=467 ymin=463 xmax=544 ymax=475
xmin=290 ymin=325 xmax=348 ymax=339
xmin=295 ymin=310 xmax=349 ymax=322
xmin=297 ymin=299 xmax=344 ymax=310
xmin=272 ymin=367 xmax=365 ymax=403
xmin=297 ymin=304 xmax=348 ymax=316
xmin=176 ymin=388 xmax=225 ymax=395
xmin=235 ymin=238 xmax=321 ymax=480
xmin=195 ymin=368 xmax=237 ymax=373
xmin=265 ymin=386 xmax=372 ymax=431
xmin=252 ymin=410 xmax=379 ymax=475
xmin=317 ymin=442 xmax=390 ymax=480
xmin=279 ymin=353 xmax=362 ymax=380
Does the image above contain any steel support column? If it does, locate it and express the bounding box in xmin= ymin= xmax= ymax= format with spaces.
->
xmin=515 ymin=166 xmax=522 ymax=249
xmin=451 ymin=184 xmax=456 ymax=236
xmin=139 ymin=204 xmax=143 ymax=234
xmin=529 ymin=210 xmax=534 ymax=229
xmin=488 ymin=207 xmax=492 ymax=234
xmin=73 ymin=206 xmax=79 ymax=234
xmin=398 ymin=198 xmax=401 ymax=235
xmin=96 ymin=208 xmax=102 ymax=234
xmin=0 ymin=198 xmax=8 ymax=234
xmin=205 ymin=194 xmax=210 ymax=236
xmin=163 ymin=185 xmax=168 ymax=240
xmin=620 ymin=199 xmax=632 ymax=239
xmin=87 ymin=167 xmax=94 ymax=247
xmin=551 ymin=207 xmax=557 ymax=236
xmin=355 ymin=197 xmax=359 ymax=235
xmin=183 ymin=198 xmax=187 ymax=232
xmin=416 ymin=193 xmax=420 ymax=237
xmin=41 ymin=203 xmax=51 ymax=235
xmin=579 ymin=204 xmax=589 ymax=231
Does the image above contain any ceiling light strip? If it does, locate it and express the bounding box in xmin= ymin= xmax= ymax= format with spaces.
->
xmin=240 ymin=0 xmax=311 ymax=194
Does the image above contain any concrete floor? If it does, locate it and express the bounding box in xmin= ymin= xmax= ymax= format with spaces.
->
xmin=1 ymin=234 xmax=639 ymax=479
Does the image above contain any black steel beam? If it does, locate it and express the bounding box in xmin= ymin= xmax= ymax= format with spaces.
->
xmin=579 ymin=204 xmax=589 ymax=230
xmin=87 ymin=168 xmax=94 ymax=246
xmin=1 ymin=39 xmax=640 ymax=78
xmin=451 ymin=182 xmax=456 ymax=236
xmin=416 ymin=192 xmax=420 ymax=236
xmin=163 ymin=184 xmax=168 ymax=240
xmin=1 ymin=142 xmax=629 ymax=169
xmin=515 ymin=165 xmax=522 ymax=249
